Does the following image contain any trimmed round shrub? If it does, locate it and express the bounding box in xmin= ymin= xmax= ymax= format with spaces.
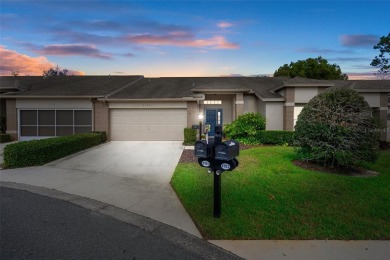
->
xmin=294 ymin=88 xmax=380 ymax=168
xmin=224 ymin=112 xmax=266 ymax=143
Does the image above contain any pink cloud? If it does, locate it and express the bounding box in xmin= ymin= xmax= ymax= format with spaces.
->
xmin=37 ymin=44 xmax=112 ymax=59
xmin=339 ymin=34 xmax=378 ymax=47
xmin=0 ymin=46 xmax=85 ymax=76
xmin=124 ymin=32 xmax=239 ymax=49
xmin=346 ymin=72 xmax=377 ymax=80
xmin=217 ymin=22 xmax=234 ymax=29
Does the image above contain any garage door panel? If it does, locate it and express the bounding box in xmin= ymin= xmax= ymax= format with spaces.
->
xmin=110 ymin=108 xmax=187 ymax=141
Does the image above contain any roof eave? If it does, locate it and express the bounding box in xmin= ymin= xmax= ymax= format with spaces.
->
xmin=0 ymin=95 xmax=102 ymax=99
xmin=191 ymin=88 xmax=250 ymax=93
xmin=354 ymin=88 xmax=390 ymax=93
xmin=254 ymin=93 xmax=285 ymax=102
xmin=283 ymin=83 xmax=335 ymax=87
xmin=99 ymin=96 xmax=205 ymax=102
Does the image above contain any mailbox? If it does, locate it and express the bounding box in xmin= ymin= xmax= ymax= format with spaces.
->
xmin=194 ymin=139 xmax=214 ymax=158
xmin=215 ymin=140 xmax=239 ymax=161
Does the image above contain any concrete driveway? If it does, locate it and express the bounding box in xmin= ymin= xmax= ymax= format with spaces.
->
xmin=49 ymin=141 xmax=183 ymax=183
xmin=1 ymin=141 xmax=201 ymax=237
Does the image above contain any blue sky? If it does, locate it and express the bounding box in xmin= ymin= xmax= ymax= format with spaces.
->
xmin=1 ymin=0 xmax=389 ymax=79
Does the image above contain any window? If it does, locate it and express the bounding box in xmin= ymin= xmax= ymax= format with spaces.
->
xmin=20 ymin=110 xmax=92 ymax=138
xmin=203 ymin=100 xmax=222 ymax=105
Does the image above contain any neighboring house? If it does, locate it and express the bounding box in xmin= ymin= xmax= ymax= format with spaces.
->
xmin=0 ymin=76 xmax=389 ymax=142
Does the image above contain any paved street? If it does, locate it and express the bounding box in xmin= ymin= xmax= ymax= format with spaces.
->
xmin=0 ymin=186 xmax=239 ymax=259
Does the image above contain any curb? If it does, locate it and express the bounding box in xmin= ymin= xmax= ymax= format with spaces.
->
xmin=0 ymin=181 xmax=242 ymax=260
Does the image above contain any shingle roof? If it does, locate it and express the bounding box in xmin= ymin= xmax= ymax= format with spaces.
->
xmin=107 ymin=77 xmax=204 ymax=99
xmin=1 ymin=76 xmax=389 ymax=101
xmin=0 ymin=76 xmax=142 ymax=97
xmin=344 ymin=80 xmax=390 ymax=90
xmin=107 ymin=77 xmax=287 ymax=100
xmin=284 ymin=77 xmax=334 ymax=85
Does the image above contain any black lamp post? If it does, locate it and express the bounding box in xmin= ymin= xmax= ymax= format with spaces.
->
xmin=198 ymin=113 xmax=203 ymax=140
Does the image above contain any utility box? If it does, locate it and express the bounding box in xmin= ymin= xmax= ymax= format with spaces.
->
xmin=194 ymin=139 xmax=214 ymax=158
xmin=215 ymin=140 xmax=239 ymax=161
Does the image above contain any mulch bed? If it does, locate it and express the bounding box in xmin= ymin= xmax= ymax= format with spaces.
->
xmin=179 ymin=149 xmax=197 ymax=163
xmin=292 ymin=160 xmax=380 ymax=177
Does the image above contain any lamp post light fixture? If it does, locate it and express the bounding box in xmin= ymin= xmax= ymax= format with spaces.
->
xmin=198 ymin=113 xmax=204 ymax=140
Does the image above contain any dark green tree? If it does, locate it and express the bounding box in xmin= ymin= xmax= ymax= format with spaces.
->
xmin=370 ymin=33 xmax=390 ymax=79
xmin=43 ymin=65 xmax=69 ymax=78
xmin=274 ymin=56 xmax=348 ymax=80
xmin=294 ymin=88 xmax=379 ymax=168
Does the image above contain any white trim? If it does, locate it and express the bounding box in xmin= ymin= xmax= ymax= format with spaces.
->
xmin=284 ymin=102 xmax=295 ymax=106
xmin=16 ymin=99 xmax=92 ymax=109
xmin=235 ymin=100 xmax=244 ymax=105
xmin=109 ymin=102 xmax=187 ymax=109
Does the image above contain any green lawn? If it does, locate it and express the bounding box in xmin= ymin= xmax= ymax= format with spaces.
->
xmin=171 ymin=146 xmax=390 ymax=240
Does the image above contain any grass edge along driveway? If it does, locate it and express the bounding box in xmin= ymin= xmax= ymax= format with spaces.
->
xmin=171 ymin=146 xmax=390 ymax=240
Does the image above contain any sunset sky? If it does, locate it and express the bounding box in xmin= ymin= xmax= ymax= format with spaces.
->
xmin=1 ymin=0 xmax=389 ymax=79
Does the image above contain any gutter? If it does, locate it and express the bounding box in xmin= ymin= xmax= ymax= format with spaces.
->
xmin=353 ymin=88 xmax=390 ymax=93
xmin=191 ymin=88 xmax=250 ymax=93
xmin=0 ymin=95 xmax=102 ymax=99
xmin=269 ymin=83 xmax=335 ymax=93
xmin=255 ymin=93 xmax=285 ymax=102
xmin=100 ymin=96 xmax=205 ymax=102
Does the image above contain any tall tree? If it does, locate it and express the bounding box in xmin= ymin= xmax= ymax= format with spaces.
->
xmin=370 ymin=33 xmax=390 ymax=79
xmin=43 ymin=65 xmax=69 ymax=78
xmin=274 ymin=56 xmax=348 ymax=80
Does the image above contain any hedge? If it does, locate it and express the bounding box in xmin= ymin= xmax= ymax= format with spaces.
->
xmin=0 ymin=134 xmax=11 ymax=143
xmin=92 ymin=131 xmax=107 ymax=142
xmin=256 ymin=131 xmax=295 ymax=145
xmin=3 ymin=133 xmax=103 ymax=168
xmin=232 ymin=130 xmax=295 ymax=145
xmin=183 ymin=128 xmax=196 ymax=145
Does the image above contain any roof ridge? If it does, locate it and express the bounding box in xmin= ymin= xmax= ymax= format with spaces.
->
xmin=103 ymin=76 xmax=144 ymax=98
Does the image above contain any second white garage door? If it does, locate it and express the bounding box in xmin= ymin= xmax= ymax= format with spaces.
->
xmin=110 ymin=108 xmax=187 ymax=141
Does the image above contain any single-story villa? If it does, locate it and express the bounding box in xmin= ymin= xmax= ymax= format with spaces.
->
xmin=0 ymin=75 xmax=389 ymax=142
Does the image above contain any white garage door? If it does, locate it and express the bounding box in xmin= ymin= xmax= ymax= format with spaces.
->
xmin=110 ymin=108 xmax=187 ymax=141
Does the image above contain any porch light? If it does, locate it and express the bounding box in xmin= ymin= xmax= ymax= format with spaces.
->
xmin=198 ymin=113 xmax=204 ymax=120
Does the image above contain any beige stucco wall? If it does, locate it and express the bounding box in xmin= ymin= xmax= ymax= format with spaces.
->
xmin=387 ymin=109 xmax=390 ymax=141
xmin=284 ymin=88 xmax=295 ymax=131
xmin=361 ymin=93 xmax=381 ymax=107
xmin=203 ymin=94 xmax=234 ymax=124
xmin=243 ymin=95 xmax=258 ymax=114
xmin=294 ymin=87 xmax=319 ymax=103
xmin=266 ymin=102 xmax=284 ymax=130
xmin=186 ymin=101 xmax=199 ymax=127
xmin=5 ymin=99 xmax=17 ymax=140
xmin=93 ymin=100 xmax=109 ymax=134
xmin=257 ymin=100 xmax=266 ymax=117
xmin=235 ymin=93 xmax=244 ymax=117
xmin=293 ymin=106 xmax=305 ymax=128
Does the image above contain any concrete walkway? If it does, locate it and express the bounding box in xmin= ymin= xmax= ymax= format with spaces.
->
xmin=1 ymin=141 xmax=389 ymax=260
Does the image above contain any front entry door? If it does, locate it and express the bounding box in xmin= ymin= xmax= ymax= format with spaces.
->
xmin=205 ymin=109 xmax=223 ymax=136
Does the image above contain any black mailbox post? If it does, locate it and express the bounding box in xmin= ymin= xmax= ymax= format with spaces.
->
xmin=194 ymin=125 xmax=239 ymax=218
